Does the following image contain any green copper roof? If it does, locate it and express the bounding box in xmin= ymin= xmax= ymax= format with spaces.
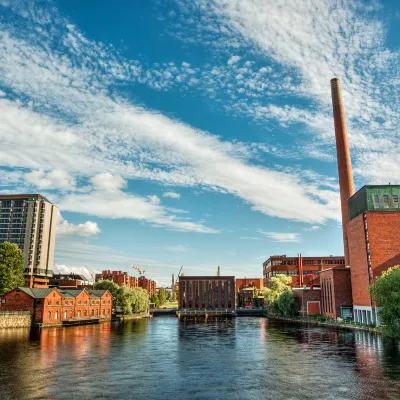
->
xmin=348 ymin=185 xmax=400 ymax=221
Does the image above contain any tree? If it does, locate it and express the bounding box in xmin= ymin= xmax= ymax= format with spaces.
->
xmin=263 ymin=274 xmax=294 ymax=317
xmin=94 ymin=280 xmax=120 ymax=306
xmin=131 ymin=288 xmax=150 ymax=313
xmin=276 ymin=290 xmax=296 ymax=317
xmin=150 ymin=293 xmax=160 ymax=307
xmin=370 ymin=266 xmax=400 ymax=338
xmin=0 ymin=242 xmax=24 ymax=296
xmin=158 ymin=288 xmax=166 ymax=305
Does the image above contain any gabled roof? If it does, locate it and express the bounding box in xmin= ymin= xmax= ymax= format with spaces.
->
xmin=18 ymin=287 xmax=57 ymax=299
xmin=87 ymin=290 xmax=109 ymax=298
xmin=58 ymin=289 xmax=87 ymax=298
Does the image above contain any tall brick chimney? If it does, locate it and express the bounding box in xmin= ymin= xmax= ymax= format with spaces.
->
xmin=330 ymin=78 xmax=355 ymax=266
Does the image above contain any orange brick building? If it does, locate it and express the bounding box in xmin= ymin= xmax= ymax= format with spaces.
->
xmin=0 ymin=287 xmax=112 ymax=326
xmin=293 ymin=288 xmax=322 ymax=316
xmin=263 ymin=255 xmax=345 ymax=287
xmin=347 ymin=185 xmax=400 ymax=325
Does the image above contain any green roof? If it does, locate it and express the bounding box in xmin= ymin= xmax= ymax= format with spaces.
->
xmin=87 ymin=290 xmax=108 ymax=298
xmin=348 ymin=185 xmax=400 ymax=221
xmin=58 ymin=289 xmax=86 ymax=298
xmin=18 ymin=287 xmax=56 ymax=299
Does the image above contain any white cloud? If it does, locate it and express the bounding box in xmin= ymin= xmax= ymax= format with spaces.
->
xmin=90 ymin=173 xmax=127 ymax=192
xmin=25 ymin=169 xmax=75 ymax=190
xmin=53 ymin=264 xmax=96 ymax=282
xmin=303 ymin=225 xmax=321 ymax=232
xmin=57 ymin=215 xmax=100 ymax=236
xmin=258 ymin=229 xmax=302 ymax=243
xmin=163 ymin=191 xmax=181 ymax=199
xmin=240 ymin=237 xmax=260 ymax=240
xmin=58 ymin=190 xmax=218 ymax=233
xmin=227 ymin=55 xmax=241 ymax=65
xmin=0 ymin=2 xmax=350 ymax=228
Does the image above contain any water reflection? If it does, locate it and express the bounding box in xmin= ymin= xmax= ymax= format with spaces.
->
xmin=1 ymin=318 xmax=400 ymax=399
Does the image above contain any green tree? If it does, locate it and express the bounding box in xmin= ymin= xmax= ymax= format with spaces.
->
xmin=150 ymin=293 xmax=160 ymax=307
xmin=94 ymin=280 xmax=120 ymax=306
xmin=263 ymin=274 xmax=294 ymax=317
xmin=158 ymin=288 xmax=166 ymax=305
xmin=276 ymin=290 xmax=296 ymax=317
xmin=0 ymin=242 xmax=24 ymax=296
xmin=370 ymin=266 xmax=400 ymax=338
xmin=253 ymin=287 xmax=259 ymax=308
xmin=131 ymin=287 xmax=150 ymax=313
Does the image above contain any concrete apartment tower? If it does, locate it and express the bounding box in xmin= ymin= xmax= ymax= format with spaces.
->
xmin=330 ymin=78 xmax=355 ymax=266
xmin=0 ymin=194 xmax=59 ymax=288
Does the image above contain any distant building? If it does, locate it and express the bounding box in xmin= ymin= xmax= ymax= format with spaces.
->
xmin=178 ymin=276 xmax=235 ymax=310
xmin=0 ymin=287 xmax=112 ymax=325
xmin=347 ymin=185 xmax=400 ymax=325
xmin=98 ymin=270 xmax=139 ymax=289
xmin=263 ymin=255 xmax=345 ymax=287
xmin=49 ymin=273 xmax=92 ymax=289
xmin=0 ymin=194 xmax=58 ymax=288
xmin=238 ymin=287 xmax=264 ymax=308
xmin=236 ymin=278 xmax=264 ymax=291
xmin=138 ymin=276 xmax=156 ymax=296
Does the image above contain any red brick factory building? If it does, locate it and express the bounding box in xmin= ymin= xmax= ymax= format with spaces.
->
xmin=329 ymin=78 xmax=400 ymax=325
xmin=179 ymin=276 xmax=236 ymax=310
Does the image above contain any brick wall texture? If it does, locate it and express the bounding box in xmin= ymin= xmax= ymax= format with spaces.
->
xmin=348 ymin=211 xmax=400 ymax=307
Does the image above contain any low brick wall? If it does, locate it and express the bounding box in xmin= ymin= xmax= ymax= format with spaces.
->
xmin=117 ymin=312 xmax=150 ymax=321
xmin=0 ymin=313 xmax=32 ymax=328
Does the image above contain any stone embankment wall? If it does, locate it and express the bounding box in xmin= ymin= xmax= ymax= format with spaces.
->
xmin=0 ymin=313 xmax=32 ymax=328
xmin=117 ymin=312 xmax=150 ymax=321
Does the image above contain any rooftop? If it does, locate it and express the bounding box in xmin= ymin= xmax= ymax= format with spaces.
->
xmin=0 ymin=193 xmax=52 ymax=203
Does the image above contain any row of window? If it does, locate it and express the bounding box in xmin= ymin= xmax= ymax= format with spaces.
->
xmin=322 ymin=278 xmax=333 ymax=314
xmin=0 ymin=201 xmax=25 ymax=208
xmin=265 ymin=259 xmax=345 ymax=267
xmin=47 ymin=308 xmax=110 ymax=321
xmin=373 ymin=194 xmax=399 ymax=209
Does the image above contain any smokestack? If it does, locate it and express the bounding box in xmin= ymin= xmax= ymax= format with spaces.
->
xmin=217 ymin=266 xmax=220 ymax=277
xmin=330 ymin=78 xmax=355 ymax=266
xmin=172 ymin=274 xmax=175 ymax=288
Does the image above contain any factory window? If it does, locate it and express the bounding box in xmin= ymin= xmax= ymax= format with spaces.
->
xmin=383 ymin=195 xmax=389 ymax=209
xmin=373 ymin=195 xmax=380 ymax=209
xmin=394 ymin=195 xmax=399 ymax=208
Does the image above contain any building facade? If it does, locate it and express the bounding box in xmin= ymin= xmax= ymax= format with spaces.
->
xmin=178 ymin=276 xmax=236 ymax=310
xmin=236 ymin=278 xmax=264 ymax=291
xmin=0 ymin=287 xmax=112 ymax=325
xmin=347 ymin=185 xmax=400 ymax=325
xmin=320 ymin=268 xmax=353 ymax=319
xmin=0 ymin=194 xmax=58 ymax=288
xmin=138 ymin=276 xmax=156 ymax=296
xmin=97 ymin=270 xmax=139 ymax=289
xmin=263 ymin=255 xmax=345 ymax=287
xmin=50 ymin=273 xmax=92 ymax=289
xmin=293 ymin=288 xmax=322 ymax=316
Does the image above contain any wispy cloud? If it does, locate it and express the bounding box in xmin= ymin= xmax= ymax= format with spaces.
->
xmin=159 ymin=245 xmax=192 ymax=253
xmin=0 ymin=3 xmax=342 ymax=225
xmin=163 ymin=191 xmax=181 ymax=199
xmin=57 ymin=215 xmax=100 ymax=237
xmin=258 ymin=229 xmax=302 ymax=243
xmin=303 ymin=225 xmax=321 ymax=232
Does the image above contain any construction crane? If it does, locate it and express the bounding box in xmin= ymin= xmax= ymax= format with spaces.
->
xmin=132 ymin=265 xmax=145 ymax=275
xmin=176 ymin=265 xmax=183 ymax=282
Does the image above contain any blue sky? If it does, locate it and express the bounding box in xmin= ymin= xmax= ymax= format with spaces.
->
xmin=0 ymin=0 xmax=399 ymax=286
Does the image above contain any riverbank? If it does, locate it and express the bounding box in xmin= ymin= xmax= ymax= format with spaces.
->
xmin=268 ymin=314 xmax=378 ymax=333
xmin=116 ymin=312 xmax=150 ymax=321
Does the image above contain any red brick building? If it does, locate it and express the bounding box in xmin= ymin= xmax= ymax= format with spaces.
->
xmin=236 ymin=278 xmax=264 ymax=291
xmin=293 ymin=288 xmax=322 ymax=316
xmin=347 ymin=185 xmax=400 ymax=325
xmin=238 ymin=287 xmax=264 ymax=308
xmin=138 ymin=276 xmax=156 ymax=296
xmin=263 ymin=255 xmax=345 ymax=287
xmin=0 ymin=287 xmax=112 ymax=326
xmin=320 ymin=268 xmax=353 ymax=319
xmin=50 ymin=273 xmax=93 ymax=289
xmin=179 ymin=276 xmax=236 ymax=310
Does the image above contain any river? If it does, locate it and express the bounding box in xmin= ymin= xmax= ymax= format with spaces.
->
xmin=0 ymin=317 xmax=400 ymax=399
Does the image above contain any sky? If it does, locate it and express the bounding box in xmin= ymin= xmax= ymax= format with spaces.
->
xmin=0 ymin=0 xmax=399 ymax=286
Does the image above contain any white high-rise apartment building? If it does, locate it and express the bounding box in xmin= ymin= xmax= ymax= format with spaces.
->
xmin=0 ymin=194 xmax=58 ymax=288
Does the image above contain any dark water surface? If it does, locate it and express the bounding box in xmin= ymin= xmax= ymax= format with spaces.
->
xmin=1 ymin=317 xmax=400 ymax=400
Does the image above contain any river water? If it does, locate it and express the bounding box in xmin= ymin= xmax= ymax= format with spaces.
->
xmin=1 ymin=317 xmax=400 ymax=400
